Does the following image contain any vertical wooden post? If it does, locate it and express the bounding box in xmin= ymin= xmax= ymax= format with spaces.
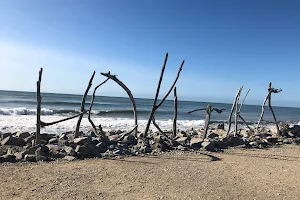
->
xmin=268 ymin=82 xmax=280 ymax=136
xmin=35 ymin=68 xmax=43 ymax=146
xmin=172 ymin=87 xmax=178 ymax=138
xmin=203 ymin=104 xmax=212 ymax=139
xmin=234 ymin=91 xmax=240 ymax=137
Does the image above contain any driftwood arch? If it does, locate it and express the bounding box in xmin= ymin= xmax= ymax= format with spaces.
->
xmin=100 ymin=72 xmax=138 ymax=136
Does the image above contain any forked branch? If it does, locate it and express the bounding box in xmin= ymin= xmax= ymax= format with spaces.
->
xmin=144 ymin=53 xmax=184 ymax=136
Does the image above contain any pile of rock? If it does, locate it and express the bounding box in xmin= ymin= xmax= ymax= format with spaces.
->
xmin=1 ymin=124 xmax=300 ymax=163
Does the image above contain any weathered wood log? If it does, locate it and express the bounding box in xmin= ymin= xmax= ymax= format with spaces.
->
xmin=101 ymin=71 xmax=138 ymax=136
xmin=88 ymin=77 xmax=110 ymax=136
xmin=227 ymin=86 xmax=243 ymax=135
xmin=35 ymin=68 xmax=43 ymax=145
xmin=173 ymin=87 xmax=177 ymax=138
xmin=40 ymin=111 xmax=87 ymax=127
xmin=144 ymin=53 xmax=184 ymax=136
xmin=74 ymin=71 xmax=96 ymax=138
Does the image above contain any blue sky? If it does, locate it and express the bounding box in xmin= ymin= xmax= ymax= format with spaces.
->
xmin=0 ymin=0 xmax=299 ymax=107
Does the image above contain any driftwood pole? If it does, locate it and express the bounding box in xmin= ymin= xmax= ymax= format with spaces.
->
xmin=268 ymin=83 xmax=281 ymax=136
xmin=88 ymin=77 xmax=110 ymax=136
xmin=144 ymin=53 xmax=184 ymax=137
xmin=74 ymin=71 xmax=96 ymax=138
xmin=101 ymin=72 xmax=138 ymax=136
xmin=227 ymin=86 xmax=243 ymax=136
xmin=172 ymin=87 xmax=178 ymax=138
xmin=35 ymin=68 xmax=43 ymax=146
xmin=234 ymin=90 xmax=242 ymax=136
xmin=144 ymin=54 xmax=168 ymax=136
xmin=204 ymin=104 xmax=212 ymax=139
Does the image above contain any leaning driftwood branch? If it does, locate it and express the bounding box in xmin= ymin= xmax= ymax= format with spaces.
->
xmin=256 ymin=93 xmax=270 ymax=130
xmin=236 ymin=89 xmax=254 ymax=132
xmin=40 ymin=111 xmax=87 ymax=127
xmin=227 ymin=86 xmax=243 ymax=135
xmin=101 ymin=71 xmax=138 ymax=136
xmin=74 ymin=71 xmax=96 ymax=138
xmin=88 ymin=77 xmax=110 ymax=136
xmin=238 ymin=88 xmax=250 ymax=114
xmin=173 ymin=87 xmax=177 ymax=138
xmin=187 ymin=108 xmax=207 ymax=114
xmin=152 ymin=115 xmax=164 ymax=134
xmin=156 ymin=61 xmax=184 ymax=108
xmin=117 ymin=125 xmax=139 ymax=142
xmin=144 ymin=54 xmax=168 ymax=136
xmin=35 ymin=68 xmax=43 ymax=145
xmin=144 ymin=53 xmax=184 ymax=136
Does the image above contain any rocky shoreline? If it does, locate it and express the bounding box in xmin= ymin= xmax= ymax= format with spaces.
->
xmin=1 ymin=123 xmax=300 ymax=163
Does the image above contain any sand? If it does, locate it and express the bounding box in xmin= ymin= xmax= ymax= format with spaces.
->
xmin=1 ymin=145 xmax=300 ymax=200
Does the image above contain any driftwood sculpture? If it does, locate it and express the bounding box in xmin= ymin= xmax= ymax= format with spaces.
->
xmin=257 ymin=82 xmax=282 ymax=136
xmin=227 ymin=86 xmax=243 ymax=136
xmin=144 ymin=53 xmax=184 ymax=137
xmin=101 ymin=71 xmax=138 ymax=136
xmin=74 ymin=71 xmax=96 ymax=138
xmin=187 ymin=105 xmax=225 ymax=139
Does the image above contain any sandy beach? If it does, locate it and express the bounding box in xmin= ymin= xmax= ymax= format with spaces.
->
xmin=1 ymin=145 xmax=300 ymax=200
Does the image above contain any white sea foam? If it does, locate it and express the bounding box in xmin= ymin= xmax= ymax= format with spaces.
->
xmin=0 ymin=107 xmax=55 ymax=115
xmin=0 ymin=115 xmax=205 ymax=134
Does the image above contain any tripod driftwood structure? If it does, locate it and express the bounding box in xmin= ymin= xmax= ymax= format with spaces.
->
xmin=187 ymin=105 xmax=225 ymax=139
xmin=257 ymin=82 xmax=282 ymax=136
xmin=144 ymin=53 xmax=184 ymax=137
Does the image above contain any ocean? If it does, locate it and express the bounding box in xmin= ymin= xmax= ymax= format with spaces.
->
xmin=0 ymin=90 xmax=299 ymax=134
